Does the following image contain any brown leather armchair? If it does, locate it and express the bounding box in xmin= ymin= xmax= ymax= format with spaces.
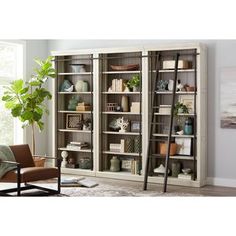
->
xmin=0 ymin=144 xmax=61 ymax=196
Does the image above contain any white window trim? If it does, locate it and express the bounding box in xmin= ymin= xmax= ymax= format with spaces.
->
xmin=0 ymin=40 xmax=26 ymax=144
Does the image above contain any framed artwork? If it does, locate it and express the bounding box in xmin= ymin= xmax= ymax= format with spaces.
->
xmin=131 ymin=121 xmax=141 ymax=132
xmin=220 ymin=67 xmax=236 ymax=128
xmin=175 ymin=137 xmax=192 ymax=155
xmin=179 ymin=95 xmax=194 ymax=113
xmin=66 ymin=114 xmax=83 ymax=129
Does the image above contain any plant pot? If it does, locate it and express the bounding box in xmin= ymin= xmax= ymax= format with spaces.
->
xmin=33 ymin=157 xmax=46 ymax=167
xmin=159 ymin=142 xmax=177 ymax=156
xmin=133 ymin=86 xmax=140 ymax=92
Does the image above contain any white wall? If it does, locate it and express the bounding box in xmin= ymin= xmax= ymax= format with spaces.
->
xmin=25 ymin=40 xmax=48 ymax=155
xmin=47 ymin=39 xmax=236 ymax=187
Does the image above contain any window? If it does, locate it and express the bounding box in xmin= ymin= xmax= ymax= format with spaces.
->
xmin=0 ymin=41 xmax=24 ymax=145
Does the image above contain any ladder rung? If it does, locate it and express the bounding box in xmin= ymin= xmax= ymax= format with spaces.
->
xmin=151 ymin=122 xmax=166 ymax=125
xmin=149 ymin=138 xmax=167 ymax=142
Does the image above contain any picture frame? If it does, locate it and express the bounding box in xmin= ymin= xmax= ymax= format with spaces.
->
xmin=178 ymin=95 xmax=194 ymax=113
xmin=131 ymin=121 xmax=141 ymax=132
xmin=175 ymin=137 xmax=192 ymax=155
xmin=66 ymin=114 xmax=83 ymax=129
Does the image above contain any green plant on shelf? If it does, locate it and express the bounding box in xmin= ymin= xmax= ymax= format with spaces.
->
xmin=126 ymin=74 xmax=140 ymax=92
xmin=174 ymin=102 xmax=189 ymax=127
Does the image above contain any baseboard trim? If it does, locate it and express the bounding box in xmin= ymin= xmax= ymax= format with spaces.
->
xmin=207 ymin=177 xmax=236 ymax=188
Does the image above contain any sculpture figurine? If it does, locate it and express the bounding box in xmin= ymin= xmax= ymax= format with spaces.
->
xmin=176 ymin=79 xmax=184 ymax=92
xmin=68 ymin=95 xmax=81 ymax=111
xmin=116 ymin=117 xmax=129 ymax=133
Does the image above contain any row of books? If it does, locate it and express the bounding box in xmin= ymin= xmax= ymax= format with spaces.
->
xmin=66 ymin=141 xmax=89 ymax=151
xmin=111 ymin=78 xmax=126 ymax=92
xmin=131 ymin=159 xmax=140 ymax=175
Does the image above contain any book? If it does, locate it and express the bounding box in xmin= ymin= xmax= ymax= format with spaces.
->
xmin=61 ymin=177 xmax=98 ymax=188
xmin=61 ymin=177 xmax=85 ymax=185
xmin=78 ymin=179 xmax=98 ymax=188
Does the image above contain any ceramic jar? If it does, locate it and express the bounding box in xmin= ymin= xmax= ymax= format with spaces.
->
xmin=110 ymin=156 xmax=120 ymax=172
xmin=68 ymin=95 xmax=80 ymax=111
xmin=171 ymin=162 xmax=181 ymax=177
xmin=75 ymin=80 xmax=84 ymax=92
xmin=78 ymin=158 xmax=91 ymax=169
xmin=82 ymin=81 xmax=89 ymax=92
xmin=121 ymin=95 xmax=129 ymax=112
xmin=184 ymin=118 xmax=193 ymax=135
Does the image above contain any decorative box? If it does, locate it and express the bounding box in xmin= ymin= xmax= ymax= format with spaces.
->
xmin=162 ymin=60 xmax=191 ymax=69
xmin=159 ymin=105 xmax=171 ymax=114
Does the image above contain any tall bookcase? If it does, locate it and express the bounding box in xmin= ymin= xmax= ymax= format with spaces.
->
xmin=54 ymin=53 xmax=95 ymax=176
xmin=52 ymin=43 xmax=207 ymax=187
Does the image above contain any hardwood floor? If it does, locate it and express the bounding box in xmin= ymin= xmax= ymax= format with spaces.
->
xmin=1 ymin=174 xmax=236 ymax=196
xmin=63 ymin=175 xmax=236 ymax=196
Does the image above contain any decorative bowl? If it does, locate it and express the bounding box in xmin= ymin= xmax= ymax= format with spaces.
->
xmin=110 ymin=64 xmax=139 ymax=71
xmin=182 ymin=168 xmax=191 ymax=175
xmin=70 ymin=64 xmax=86 ymax=73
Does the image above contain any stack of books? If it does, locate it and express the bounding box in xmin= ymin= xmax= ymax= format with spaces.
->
xmin=110 ymin=139 xmax=125 ymax=153
xmin=178 ymin=173 xmax=193 ymax=180
xmin=110 ymin=143 xmax=121 ymax=152
xmin=66 ymin=141 xmax=89 ymax=151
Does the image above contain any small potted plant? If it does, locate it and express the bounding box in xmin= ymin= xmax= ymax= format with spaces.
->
xmin=82 ymin=118 xmax=92 ymax=131
xmin=126 ymin=74 xmax=140 ymax=92
xmin=173 ymin=102 xmax=189 ymax=133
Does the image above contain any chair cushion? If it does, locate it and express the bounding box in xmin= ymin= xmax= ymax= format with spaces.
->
xmin=0 ymin=167 xmax=59 ymax=183
xmin=9 ymin=144 xmax=35 ymax=168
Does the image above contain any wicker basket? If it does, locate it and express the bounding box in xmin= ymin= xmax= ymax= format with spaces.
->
xmin=33 ymin=157 xmax=46 ymax=167
xmin=159 ymin=143 xmax=177 ymax=156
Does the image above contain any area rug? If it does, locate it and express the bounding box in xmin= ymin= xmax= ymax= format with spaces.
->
xmin=60 ymin=184 xmax=201 ymax=197
xmin=0 ymin=182 xmax=202 ymax=197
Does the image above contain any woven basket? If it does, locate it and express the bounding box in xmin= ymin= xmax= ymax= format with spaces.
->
xmin=33 ymin=157 xmax=46 ymax=167
xmin=159 ymin=143 xmax=177 ymax=156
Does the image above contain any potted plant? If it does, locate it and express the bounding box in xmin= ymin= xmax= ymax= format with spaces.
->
xmin=126 ymin=74 xmax=140 ymax=92
xmin=173 ymin=102 xmax=189 ymax=133
xmin=1 ymin=56 xmax=55 ymax=164
xmin=82 ymin=118 xmax=92 ymax=131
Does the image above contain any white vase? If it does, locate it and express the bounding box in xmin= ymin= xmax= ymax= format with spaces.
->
xmin=121 ymin=95 xmax=129 ymax=112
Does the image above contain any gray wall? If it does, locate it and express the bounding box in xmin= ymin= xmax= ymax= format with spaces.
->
xmin=46 ymin=39 xmax=236 ymax=186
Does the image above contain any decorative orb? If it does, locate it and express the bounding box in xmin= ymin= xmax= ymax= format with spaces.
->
xmin=61 ymin=151 xmax=68 ymax=158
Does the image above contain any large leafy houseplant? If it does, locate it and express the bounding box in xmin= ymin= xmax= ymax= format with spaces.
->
xmin=1 ymin=56 xmax=55 ymax=155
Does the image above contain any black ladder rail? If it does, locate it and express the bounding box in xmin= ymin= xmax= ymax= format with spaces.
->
xmin=143 ymin=52 xmax=161 ymax=190
xmin=163 ymin=53 xmax=180 ymax=193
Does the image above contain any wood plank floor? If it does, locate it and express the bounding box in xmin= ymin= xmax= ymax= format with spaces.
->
xmin=1 ymin=175 xmax=236 ymax=196
xmin=63 ymin=175 xmax=236 ymax=196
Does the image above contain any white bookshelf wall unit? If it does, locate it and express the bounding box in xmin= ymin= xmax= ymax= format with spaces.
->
xmin=54 ymin=54 xmax=95 ymax=176
xmin=52 ymin=43 xmax=207 ymax=187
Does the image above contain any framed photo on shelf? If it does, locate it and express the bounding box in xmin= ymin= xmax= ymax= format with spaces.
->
xmin=131 ymin=121 xmax=141 ymax=132
xmin=178 ymin=95 xmax=194 ymax=113
xmin=66 ymin=114 xmax=83 ymax=130
xmin=175 ymin=137 xmax=192 ymax=155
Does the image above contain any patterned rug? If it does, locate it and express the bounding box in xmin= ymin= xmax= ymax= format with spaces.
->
xmin=0 ymin=181 xmax=202 ymax=197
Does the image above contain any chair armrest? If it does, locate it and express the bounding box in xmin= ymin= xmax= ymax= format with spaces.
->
xmin=33 ymin=155 xmax=62 ymax=160
xmin=0 ymin=160 xmax=20 ymax=166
